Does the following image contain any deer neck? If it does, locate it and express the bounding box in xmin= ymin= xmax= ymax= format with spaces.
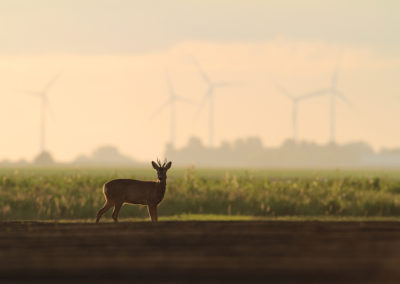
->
xmin=155 ymin=178 xmax=167 ymax=202
xmin=157 ymin=178 xmax=167 ymax=191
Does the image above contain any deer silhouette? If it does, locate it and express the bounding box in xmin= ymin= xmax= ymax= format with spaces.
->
xmin=96 ymin=159 xmax=172 ymax=223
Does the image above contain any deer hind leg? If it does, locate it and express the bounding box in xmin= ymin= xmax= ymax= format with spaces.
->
xmin=96 ymin=201 xmax=113 ymax=223
xmin=148 ymin=205 xmax=158 ymax=222
xmin=112 ymin=202 xmax=123 ymax=223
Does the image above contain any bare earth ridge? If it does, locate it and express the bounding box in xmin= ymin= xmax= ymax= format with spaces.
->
xmin=0 ymin=221 xmax=400 ymax=283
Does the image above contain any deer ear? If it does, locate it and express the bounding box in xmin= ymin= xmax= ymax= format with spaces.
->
xmin=165 ymin=161 xmax=172 ymax=170
xmin=151 ymin=161 xmax=159 ymax=170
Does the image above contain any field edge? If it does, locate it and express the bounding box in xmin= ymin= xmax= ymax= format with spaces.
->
xmin=3 ymin=214 xmax=400 ymax=223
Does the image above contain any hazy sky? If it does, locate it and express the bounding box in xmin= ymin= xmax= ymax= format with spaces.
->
xmin=0 ymin=0 xmax=399 ymax=162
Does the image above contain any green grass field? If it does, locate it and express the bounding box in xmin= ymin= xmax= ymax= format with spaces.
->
xmin=1 ymin=167 xmax=400 ymax=220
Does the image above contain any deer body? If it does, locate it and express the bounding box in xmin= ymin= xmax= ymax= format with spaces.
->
xmin=104 ymin=179 xmax=166 ymax=206
xmin=96 ymin=160 xmax=171 ymax=223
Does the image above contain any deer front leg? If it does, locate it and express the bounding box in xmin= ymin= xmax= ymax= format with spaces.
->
xmin=148 ymin=204 xmax=158 ymax=222
xmin=112 ymin=202 xmax=123 ymax=223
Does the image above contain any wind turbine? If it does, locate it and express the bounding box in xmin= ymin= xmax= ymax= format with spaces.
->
xmin=318 ymin=61 xmax=352 ymax=143
xmin=24 ymin=73 xmax=61 ymax=154
xmin=192 ymin=57 xmax=236 ymax=147
xmin=275 ymin=83 xmax=325 ymax=142
xmin=151 ymin=70 xmax=193 ymax=148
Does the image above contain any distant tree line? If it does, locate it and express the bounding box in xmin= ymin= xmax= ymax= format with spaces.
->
xmin=2 ymin=138 xmax=400 ymax=168
xmin=165 ymin=137 xmax=400 ymax=168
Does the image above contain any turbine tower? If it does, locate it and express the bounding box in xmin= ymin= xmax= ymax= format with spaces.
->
xmin=25 ymin=73 xmax=61 ymax=153
xmin=275 ymin=83 xmax=325 ymax=142
xmin=151 ymin=70 xmax=193 ymax=148
xmin=328 ymin=64 xmax=351 ymax=143
xmin=317 ymin=62 xmax=351 ymax=143
xmin=192 ymin=58 xmax=235 ymax=147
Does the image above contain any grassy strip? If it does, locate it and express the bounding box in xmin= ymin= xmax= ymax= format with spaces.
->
xmin=2 ymin=167 xmax=400 ymax=220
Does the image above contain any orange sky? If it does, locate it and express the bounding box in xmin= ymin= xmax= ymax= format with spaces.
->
xmin=0 ymin=39 xmax=399 ymax=162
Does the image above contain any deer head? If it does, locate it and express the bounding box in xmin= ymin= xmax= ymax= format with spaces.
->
xmin=151 ymin=158 xmax=172 ymax=181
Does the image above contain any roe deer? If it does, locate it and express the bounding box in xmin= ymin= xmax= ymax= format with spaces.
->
xmin=96 ymin=159 xmax=172 ymax=223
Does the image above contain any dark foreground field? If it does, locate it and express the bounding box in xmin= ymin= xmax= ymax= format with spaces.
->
xmin=1 ymin=221 xmax=400 ymax=283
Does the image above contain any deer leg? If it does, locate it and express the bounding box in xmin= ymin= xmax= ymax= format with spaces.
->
xmin=112 ymin=202 xmax=123 ymax=223
xmin=96 ymin=201 xmax=113 ymax=223
xmin=154 ymin=206 xmax=158 ymax=222
xmin=148 ymin=205 xmax=158 ymax=222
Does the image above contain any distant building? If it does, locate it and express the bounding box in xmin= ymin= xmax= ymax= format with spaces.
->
xmin=33 ymin=151 xmax=55 ymax=165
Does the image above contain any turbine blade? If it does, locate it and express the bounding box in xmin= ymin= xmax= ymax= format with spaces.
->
xmin=213 ymin=81 xmax=239 ymax=88
xmin=45 ymin=98 xmax=55 ymax=119
xmin=331 ymin=57 xmax=341 ymax=88
xmin=165 ymin=70 xmax=175 ymax=98
xmin=175 ymin=95 xmax=196 ymax=104
xmin=43 ymin=71 xmax=62 ymax=93
xmin=150 ymin=99 xmax=172 ymax=119
xmin=21 ymin=90 xmax=42 ymax=97
xmin=273 ymin=81 xmax=294 ymax=100
xmin=331 ymin=70 xmax=338 ymax=88
xmin=335 ymin=91 xmax=352 ymax=107
xmin=190 ymin=56 xmax=211 ymax=85
xmin=193 ymin=94 xmax=209 ymax=121
xmin=298 ymin=89 xmax=329 ymax=100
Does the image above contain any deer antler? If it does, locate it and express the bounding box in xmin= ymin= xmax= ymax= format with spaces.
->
xmin=157 ymin=158 xmax=162 ymax=167
xmin=162 ymin=158 xmax=167 ymax=167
